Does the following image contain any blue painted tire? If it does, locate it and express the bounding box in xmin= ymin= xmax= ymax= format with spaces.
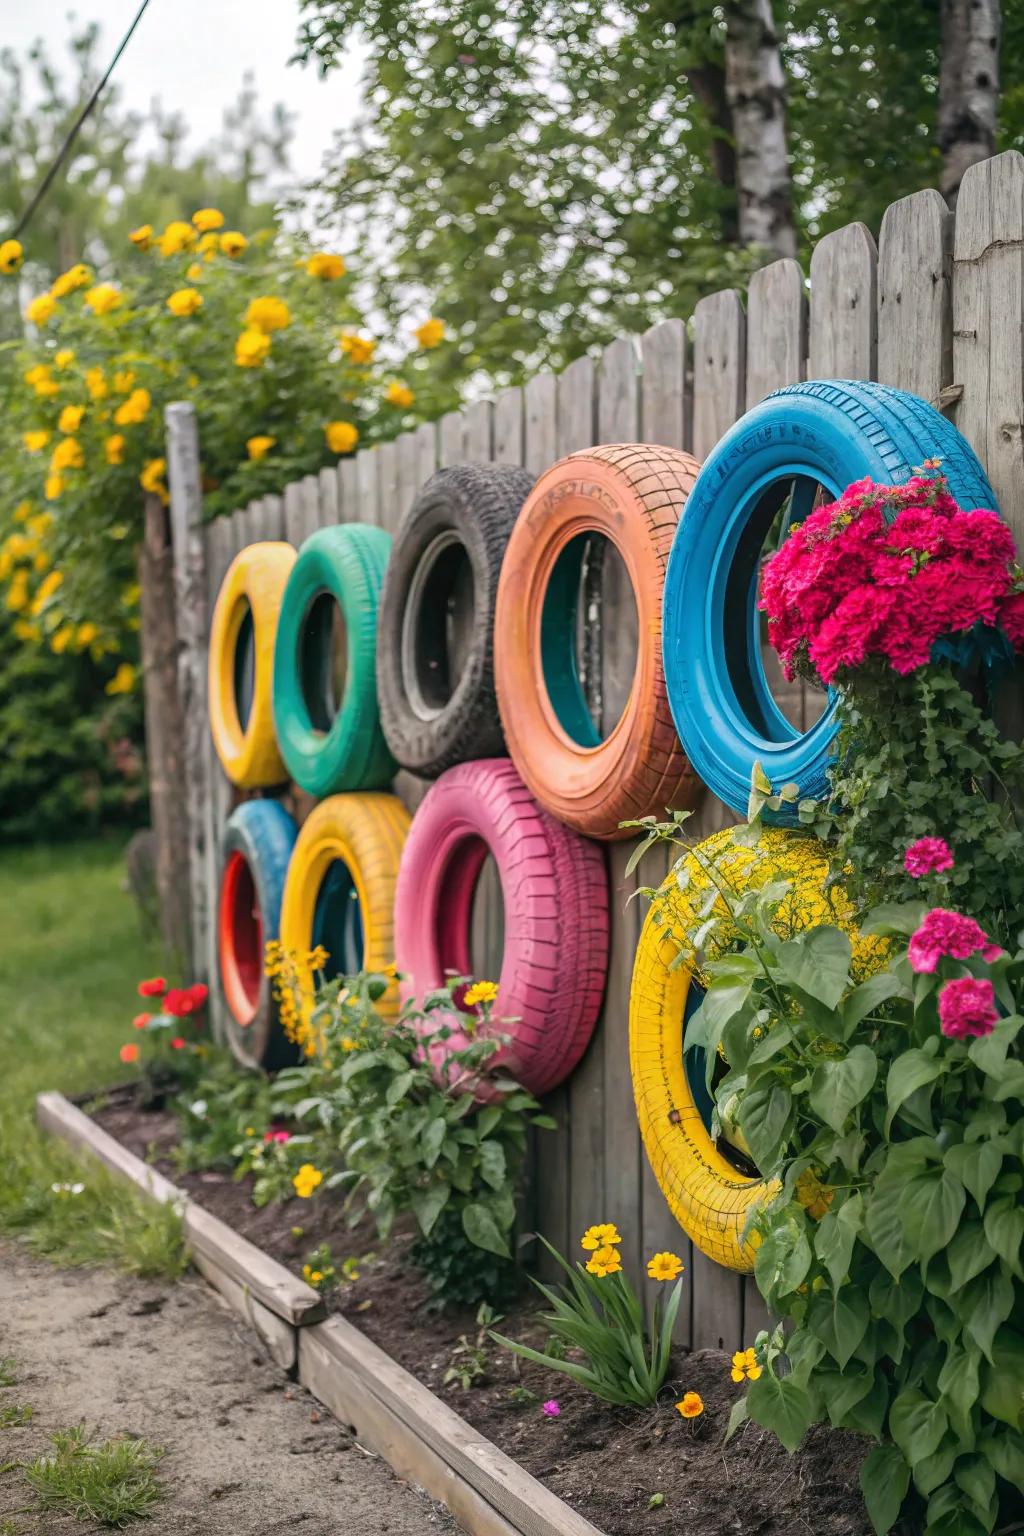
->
xmin=273 ymin=525 xmax=395 ymax=797
xmin=218 ymin=798 xmax=298 ymax=1071
xmin=662 ymin=379 xmax=998 ymax=818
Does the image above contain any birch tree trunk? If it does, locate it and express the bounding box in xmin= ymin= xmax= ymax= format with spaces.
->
xmin=939 ymin=0 xmax=1001 ymax=208
xmin=723 ymin=0 xmax=796 ymax=259
xmin=139 ymin=491 xmax=192 ymax=969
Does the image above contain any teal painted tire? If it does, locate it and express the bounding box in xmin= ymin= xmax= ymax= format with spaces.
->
xmin=272 ymin=524 xmax=396 ymax=796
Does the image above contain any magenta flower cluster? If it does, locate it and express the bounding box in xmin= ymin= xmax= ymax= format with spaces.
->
xmin=903 ymin=836 xmax=954 ymax=878
xmin=759 ymin=473 xmax=1024 ymax=685
xmin=907 ymin=909 xmax=1001 ymax=974
xmin=937 ymin=977 xmax=999 ymax=1039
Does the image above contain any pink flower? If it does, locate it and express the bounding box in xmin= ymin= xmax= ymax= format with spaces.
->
xmin=907 ymin=908 xmax=999 ymax=973
xmin=938 ymin=976 xmax=998 ymax=1038
xmin=541 ymin=1400 xmax=560 ymax=1417
xmin=273 ymin=1130 xmax=291 ymax=1143
xmin=904 ymin=837 xmax=954 ymax=878
xmin=171 ymin=1037 xmax=187 ymax=1050
xmin=999 ymin=591 xmax=1024 ymax=650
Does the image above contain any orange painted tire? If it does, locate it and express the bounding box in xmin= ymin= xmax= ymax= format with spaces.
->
xmin=209 ymin=541 xmax=296 ymax=788
xmin=493 ymin=445 xmax=704 ymax=839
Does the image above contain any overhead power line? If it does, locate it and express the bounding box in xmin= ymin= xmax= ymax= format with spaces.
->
xmin=11 ymin=0 xmax=154 ymax=242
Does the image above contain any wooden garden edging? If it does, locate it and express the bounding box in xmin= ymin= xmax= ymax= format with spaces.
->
xmin=35 ymin=1090 xmax=605 ymax=1536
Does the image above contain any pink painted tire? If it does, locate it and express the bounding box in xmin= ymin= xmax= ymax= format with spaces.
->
xmin=394 ymin=758 xmax=609 ymax=1096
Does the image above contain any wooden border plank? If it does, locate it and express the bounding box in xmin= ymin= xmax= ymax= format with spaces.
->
xmin=36 ymin=1092 xmax=181 ymax=1206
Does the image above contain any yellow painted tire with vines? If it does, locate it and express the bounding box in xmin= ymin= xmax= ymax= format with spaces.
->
xmin=208 ymin=541 xmax=296 ymax=788
xmin=629 ymin=826 xmax=884 ymax=1272
xmin=279 ymin=792 xmax=410 ymax=1040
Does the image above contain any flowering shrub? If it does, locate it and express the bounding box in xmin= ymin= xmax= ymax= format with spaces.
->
xmin=0 ymin=211 xmax=455 ymax=668
xmin=117 ymin=976 xmax=208 ymax=1105
xmin=760 ymin=470 xmax=1024 ymax=940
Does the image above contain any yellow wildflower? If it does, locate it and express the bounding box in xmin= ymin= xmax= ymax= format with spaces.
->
xmin=463 ymin=979 xmax=498 ymax=1008
xmin=50 ymin=624 xmax=74 ymax=654
xmin=676 ymin=1392 xmax=704 ymax=1419
xmin=646 ymin=1251 xmax=685 ymax=1283
xmin=12 ymin=502 xmax=30 ymax=524
xmin=122 ymin=583 xmax=141 ymax=607
xmin=105 ymin=434 xmax=127 ymax=466
xmin=84 ymin=283 xmax=122 ymax=315
xmin=585 ymin=1244 xmax=622 ymax=1277
xmin=293 ymin=1164 xmax=324 ymax=1200
xmin=58 ymin=405 xmax=84 ymax=435
xmin=51 ymin=437 xmax=84 ymax=472
xmin=158 ymin=220 xmax=196 ymax=256
xmin=192 ymin=207 xmax=224 ymax=232
xmin=306 ymin=252 xmax=345 ymax=280
xmin=25 ymin=293 xmax=57 ymax=326
xmin=324 ymin=420 xmax=358 ymax=455
xmin=23 ymin=431 xmax=50 ymax=454
xmin=186 ymin=262 xmax=203 ymax=281
xmin=340 ymin=1037 xmax=358 ymax=1052
xmin=28 ymin=512 xmax=52 ymax=540
xmin=235 ymin=329 xmax=271 ymax=368
xmin=219 ymin=230 xmax=248 ymax=257
xmin=114 ymin=388 xmax=151 ymax=426
xmin=13 ymin=619 xmax=40 ymax=643
xmin=33 ymin=549 xmax=51 ymax=574
xmin=54 ymin=348 xmax=75 ymax=371
xmin=246 ymin=435 xmax=275 ymax=461
xmin=113 ymin=369 xmax=136 ymax=394
xmin=386 ymin=380 xmax=415 ymax=408
xmin=6 ymin=573 xmax=29 ymax=612
xmin=129 ymin=224 xmax=153 ymax=249
xmin=167 ymin=287 xmax=203 ymax=317
xmin=794 ymin=1169 xmax=835 ymax=1222
xmin=197 ymin=232 xmax=220 ymax=256
xmin=414 ymin=317 xmax=446 ymax=349
xmin=76 ymin=622 xmax=98 ymax=647
xmin=581 ymin=1223 xmax=622 ymax=1252
xmin=44 ymin=474 xmax=64 ymax=501
xmin=86 ymin=367 xmax=108 ymax=400
xmin=50 ymin=263 xmax=90 ymax=298
xmin=245 ymin=295 xmax=291 ymax=334
xmin=33 ymin=570 xmax=63 ymax=609
xmin=140 ymin=457 xmax=170 ymax=506
xmin=730 ymin=1348 xmax=762 ymax=1384
xmin=339 ymin=332 xmax=376 ymax=364
xmin=106 ymin=662 xmax=137 ymax=695
xmin=0 ymin=238 xmax=23 ymax=274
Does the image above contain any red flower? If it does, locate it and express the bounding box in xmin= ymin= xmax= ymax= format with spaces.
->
xmin=938 ymin=977 xmax=998 ymax=1038
xmin=132 ymin=1012 xmax=151 ymax=1030
xmin=188 ymin=982 xmax=209 ymax=1010
xmin=904 ymin=837 xmax=954 ymax=879
xmin=165 ymin=982 xmax=209 ymax=1017
xmin=137 ymin=977 xmax=166 ymax=998
xmin=171 ymin=1037 xmax=187 ymax=1050
xmin=119 ymin=1043 xmax=139 ymax=1064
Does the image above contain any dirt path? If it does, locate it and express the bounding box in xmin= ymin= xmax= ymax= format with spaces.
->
xmin=0 ymin=1242 xmax=457 ymax=1535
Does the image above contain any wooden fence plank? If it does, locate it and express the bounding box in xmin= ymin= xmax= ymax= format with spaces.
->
xmin=808 ymin=223 xmax=877 ymax=382
xmin=524 ymin=372 xmax=557 ymax=476
xmin=641 ymin=319 xmax=687 ymax=450
xmin=415 ymin=421 xmax=439 ymax=490
xmin=318 ymin=465 xmax=339 ymax=526
xmin=356 ymin=447 xmax=381 ymax=527
xmin=557 ymin=355 xmax=597 ymax=456
xmin=376 ymin=441 xmax=401 ymax=535
xmin=464 ymin=399 xmax=493 ymax=462
xmin=878 ymin=188 xmax=952 ymax=402
xmin=746 ymin=259 xmax=807 ymax=408
xmin=283 ymin=481 xmax=305 ymax=547
xmin=953 ymin=149 xmax=1024 ymax=544
xmin=340 ymin=458 xmax=359 ymax=532
xmin=493 ymin=387 xmax=524 ymax=465
xmin=263 ymin=493 xmax=284 ymax=541
xmin=440 ymin=410 xmax=464 ymax=466
xmin=397 ymin=432 xmax=421 ymax=530
xmin=300 ymin=474 xmax=321 ymax=542
xmin=693 ymin=290 xmax=746 ymax=458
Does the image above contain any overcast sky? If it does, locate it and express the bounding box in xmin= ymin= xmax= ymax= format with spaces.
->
xmin=3 ymin=0 xmax=364 ymax=183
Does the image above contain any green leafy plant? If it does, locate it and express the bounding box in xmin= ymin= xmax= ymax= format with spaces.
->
xmin=171 ymin=1055 xmax=273 ymax=1173
xmin=490 ymin=1226 xmax=684 ymax=1407
xmin=0 ymin=1404 xmax=32 ymax=1428
xmin=24 ymin=1426 xmax=163 ymax=1527
xmin=443 ymin=1303 xmax=505 ymax=1390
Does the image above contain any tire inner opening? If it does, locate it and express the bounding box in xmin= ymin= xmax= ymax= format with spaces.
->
xmin=435 ymin=835 xmax=506 ymax=995
xmin=299 ymin=591 xmax=349 ymax=733
xmin=221 ymin=851 xmax=263 ymax=1023
xmin=402 ymin=531 xmax=476 ymax=720
xmin=540 ymin=531 xmax=639 ymax=747
xmin=233 ymin=602 xmax=256 ymax=732
xmin=312 ymin=858 xmax=365 ymax=982
xmin=684 ymin=980 xmax=759 ymax=1178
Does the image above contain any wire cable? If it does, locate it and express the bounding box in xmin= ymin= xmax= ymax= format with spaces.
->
xmin=10 ymin=0 xmax=154 ymax=241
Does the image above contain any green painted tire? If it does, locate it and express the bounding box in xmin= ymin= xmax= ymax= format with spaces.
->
xmin=272 ymin=524 xmax=395 ymax=796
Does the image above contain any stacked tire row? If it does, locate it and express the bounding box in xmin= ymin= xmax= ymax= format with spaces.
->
xmin=207 ymin=381 xmax=1001 ymax=1271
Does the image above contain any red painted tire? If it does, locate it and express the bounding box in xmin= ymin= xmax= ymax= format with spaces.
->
xmin=394 ymin=758 xmax=609 ymax=1095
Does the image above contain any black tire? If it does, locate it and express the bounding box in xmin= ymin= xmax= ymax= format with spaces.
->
xmin=376 ymin=464 xmax=535 ymax=776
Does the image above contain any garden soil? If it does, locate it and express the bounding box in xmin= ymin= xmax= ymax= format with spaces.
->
xmin=0 ymin=1239 xmax=455 ymax=1535
xmin=93 ymin=1095 xmax=873 ymax=1536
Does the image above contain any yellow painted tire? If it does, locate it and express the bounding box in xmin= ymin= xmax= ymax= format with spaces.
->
xmin=630 ymin=826 xmax=884 ymax=1272
xmin=279 ymin=792 xmax=410 ymax=1024
xmin=209 ymin=541 xmax=296 ymax=787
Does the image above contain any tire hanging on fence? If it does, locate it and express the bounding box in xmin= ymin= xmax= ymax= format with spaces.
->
xmin=660 ymin=380 xmax=999 ymax=819
xmin=629 ymin=825 xmax=886 ymax=1271
xmin=272 ymin=525 xmax=395 ymax=796
xmin=493 ymin=444 xmax=704 ymax=840
xmin=218 ymin=798 xmax=298 ymax=1072
xmin=393 ymin=757 xmax=609 ymax=1097
xmin=375 ymin=464 xmax=535 ymax=777
xmin=209 ymin=541 xmax=296 ymax=788
xmin=278 ymin=792 xmax=410 ymax=1027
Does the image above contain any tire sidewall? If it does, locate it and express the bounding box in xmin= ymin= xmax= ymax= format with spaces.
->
xmin=219 ymin=798 xmax=298 ymax=1072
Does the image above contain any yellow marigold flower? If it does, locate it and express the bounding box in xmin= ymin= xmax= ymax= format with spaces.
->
xmin=581 ymin=1223 xmax=622 ymax=1252
xmin=186 ymin=262 xmax=203 ymax=282
xmin=219 ymin=230 xmax=248 ymax=257
xmin=192 ymin=207 xmax=224 ymax=232
xmin=106 ymin=662 xmax=137 ymax=695
xmin=13 ymin=619 xmax=40 ymax=643
xmin=647 ymin=1251 xmax=684 ymax=1283
xmin=306 ymin=252 xmax=345 ymax=280
xmin=158 ymin=220 xmax=196 ymax=256
xmin=23 ymin=431 xmax=50 ymax=453
xmin=85 ymin=367 xmax=108 ymax=400
xmin=730 ymin=1347 xmax=762 ymax=1384
xmin=293 ymin=1164 xmax=324 ymax=1200
xmin=340 ymin=1037 xmax=358 ymax=1052
xmin=414 ymin=317 xmax=446 ymax=349
xmin=44 ymin=474 xmax=64 ymax=501
xmin=12 ymin=501 xmax=30 ymax=524
xmin=33 ymin=570 xmax=63 ymax=609
xmin=25 ymin=293 xmax=57 ymax=326
xmin=386 ymin=380 xmax=415 ymax=408
xmin=246 ymin=435 xmax=275 ymax=461
xmin=50 ymin=263 xmax=90 ymax=298
xmin=50 ymin=624 xmax=74 ymax=654
xmin=58 ymin=405 xmax=84 ymax=435
xmin=339 ymin=332 xmax=376 ymax=365
xmin=28 ymin=512 xmax=52 ymax=540
xmin=129 ymin=224 xmax=153 ymax=249
xmin=54 ymin=348 xmax=75 ymax=371
xmin=51 ymin=437 xmax=84 ymax=472
xmin=114 ymin=387 xmax=151 ymax=426
xmin=324 ymin=420 xmax=358 ymax=455
xmin=84 ymin=283 xmax=123 ymax=315
xmin=235 ymin=328 xmax=271 ymax=368
xmin=463 ymin=979 xmax=498 ymax=1008
xmin=197 ymin=232 xmax=220 ymax=256
xmin=105 ymin=434 xmax=127 ymax=466
xmin=113 ymin=369 xmax=136 ymax=394
xmin=141 ymin=457 xmax=170 ymax=506
xmin=6 ymin=574 xmax=29 ymax=612
xmin=24 ymin=363 xmax=51 ymax=390
xmin=76 ymin=622 xmax=98 ymax=647
xmin=676 ymin=1392 xmax=704 ymax=1419
xmin=167 ymin=286 xmax=203 ymax=317
xmin=33 ymin=549 xmax=51 ymax=574
xmin=245 ymin=295 xmax=291 ymax=334
xmin=0 ymin=238 xmax=24 ymax=274
xmin=794 ymin=1169 xmax=835 ymax=1222
xmin=35 ymin=376 xmax=60 ymax=398
xmin=585 ymin=1244 xmax=622 ymax=1277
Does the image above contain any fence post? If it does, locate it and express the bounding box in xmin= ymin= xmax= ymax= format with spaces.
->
xmin=166 ymin=400 xmax=212 ymax=985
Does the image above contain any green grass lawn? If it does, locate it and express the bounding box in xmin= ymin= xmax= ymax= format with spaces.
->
xmin=0 ymin=839 xmax=186 ymax=1276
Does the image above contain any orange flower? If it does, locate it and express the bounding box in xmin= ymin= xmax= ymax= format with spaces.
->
xmin=676 ymin=1392 xmax=704 ymax=1419
xmin=138 ymin=976 xmax=166 ymax=998
xmin=133 ymin=1012 xmax=151 ymax=1030
xmin=119 ymin=1043 xmax=140 ymax=1064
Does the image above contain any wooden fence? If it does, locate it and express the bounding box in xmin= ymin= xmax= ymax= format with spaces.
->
xmin=166 ymin=150 xmax=1024 ymax=1353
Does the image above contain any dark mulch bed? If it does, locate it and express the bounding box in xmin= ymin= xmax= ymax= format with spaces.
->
xmin=88 ymin=1087 xmax=871 ymax=1536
